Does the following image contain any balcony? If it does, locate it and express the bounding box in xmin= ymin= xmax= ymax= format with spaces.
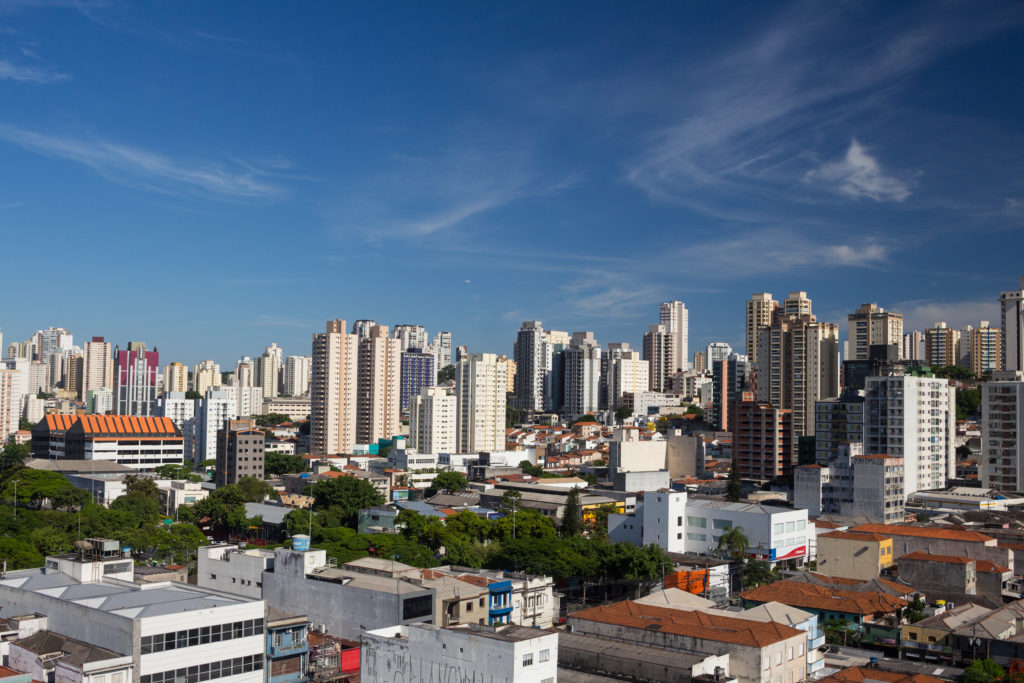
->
xmin=269 ymin=639 xmax=309 ymax=658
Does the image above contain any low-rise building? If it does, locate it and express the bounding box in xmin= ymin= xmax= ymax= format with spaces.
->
xmin=849 ymin=523 xmax=1013 ymax=572
xmin=568 ymin=600 xmax=807 ymax=683
xmin=557 ymin=630 xmax=734 ymax=683
xmin=817 ymin=531 xmax=894 ymax=581
xmin=900 ymin=602 xmax=992 ymax=663
xmin=265 ymin=608 xmax=309 ymax=683
xmin=898 ymin=551 xmax=1011 ymax=604
xmin=197 ymin=545 xmax=276 ymax=599
xmin=31 ymin=415 xmax=185 ymax=471
xmin=361 ymin=623 xmax=557 ymax=683
xmin=9 ymin=630 xmax=132 ymax=683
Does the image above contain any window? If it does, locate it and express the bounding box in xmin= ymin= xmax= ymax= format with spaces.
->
xmin=712 ymin=519 xmax=732 ymax=530
xmin=687 ymin=516 xmax=707 ymax=528
xmin=785 ymin=521 xmax=795 ymax=533
xmin=687 ymin=533 xmax=706 ymax=541
xmin=776 ymin=652 xmax=782 ymax=665
xmin=523 ymin=653 xmax=533 ymax=667
xmin=796 ymin=519 xmax=805 ymax=531
xmin=539 ymin=649 xmax=550 ymax=663
xmin=403 ymin=595 xmax=433 ymax=620
xmin=764 ymin=657 xmax=771 ymax=671
xmin=677 ymin=516 xmax=683 ymax=526
xmin=774 ymin=523 xmax=784 ymax=534
xmin=787 ymin=647 xmax=793 ymax=661
xmin=798 ymin=643 xmax=804 ymax=656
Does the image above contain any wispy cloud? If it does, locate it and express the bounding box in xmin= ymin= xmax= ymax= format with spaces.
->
xmin=805 ymin=139 xmax=913 ymax=202
xmin=1005 ymin=198 xmax=1024 ymax=217
xmin=0 ymin=124 xmax=295 ymax=199
xmin=0 ymin=58 xmax=67 ymax=83
xmin=622 ymin=3 xmax=1021 ymax=216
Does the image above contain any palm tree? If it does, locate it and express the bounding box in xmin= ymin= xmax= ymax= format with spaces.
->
xmin=716 ymin=526 xmax=749 ymax=560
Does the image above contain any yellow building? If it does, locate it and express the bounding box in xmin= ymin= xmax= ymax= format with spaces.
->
xmin=817 ymin=530 xmax=893 ymax=581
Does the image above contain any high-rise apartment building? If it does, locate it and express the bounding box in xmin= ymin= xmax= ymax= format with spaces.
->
xmin=356 ymin=325 xmax=401 ymax=444
xmin=163 ymin=362 xmax=188 ymax=395
xmin=692 ymin=351 xmax=707 ymax=373
xmin=391 ymin=324 xmax=428 ymax=353
xmin=642 ymin=324 xmax=673 ymax=392
xmin=192 ymin=360 xmax=221 ymax=394
xmin=706 ymin=342 xmax=732 ymax=367
xmin=27 ymin=360 xmax=49 ymax=397
xmin=311 ymin=319 xmax=359 ymax=455
xmin=711 ymin=353 xmax=750 ymax=432
xmin=732 ymin=396 xmax=793 ymax=479
xmin=432 ymin=331 xmax=452 ymax=368
xmin=543 ymin=330 xmax=570 ymax=413
xmin=154 ymin=391 xmax=196 ymax=432
xmin=902 ymin=331 xmax=924 ymax=361
xmin=114 ymin=342 xmax=159 ymax=416
xmin=400 ymin=348 xmax=435 ymax=412
xmin=659 ymin=300 xmax=688 ymax=372
xmin=82 ymin=337 xmax=113 ymax=395
xmin=64 ymin=354 xmax=83 ymax=399
xmin=745 ymin=293 xmax=777 ymax=363
xmin=497 ymin=355 xmax=516 ymax=394
xmin=188 ymin=388 xmax=237 ymax=464
xmin=813 ymin=394 xmax=865 ymax=465
xmin=863 ymin=373 xmax=955 ymax=498
xmin=216 ymin=419 xmax=265 ymax=486
xmin=980 ymin=373 xmax=1024 ymax=490
xmin=970 ymin=321 xmax=1003 ymax=377
xmin=847 ymin=304 xmax=903 ymax=361
xmin=562 ymin=332 xmax=601 ymax=419
xmin=283 ymin=355 xmax=311 ymax=396
xmin=1002 ymin=280 xmax=1024 ymax=372
xmin=924 ymin=323 xmax=961 ymax=367
xmin=755 ymin=308 xmax=840 ymax=437
xmin=30 ymin=327 xmax=73 ymax=361
xmin=409 ymin=386 xmax=456 ymax=454
xmin=783 ymin=291 xmax=812 ymax=317
xmin=513 ymin=321 xmax=549 ymax=412
xmin=605 ymin=348 xmax=648 ymax=411
xmin=351 ymin=319 xmax=376 ymax=339
xmin=456 ymin=353 xmax=506 ymax=453
xmin=256 ymin=343 xmax=283 ymax=399
xmin=0 ymin=364 xmax=24 ymax=440
xmin=234 ymin=357 xmax=255 ymax=389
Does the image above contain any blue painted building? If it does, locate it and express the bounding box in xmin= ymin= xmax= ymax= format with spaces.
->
xmin=488 ymin=580 xmax=514 ymax=625
xmin=266 ymin=607 xmax=310 ymax=683
xmin=400 ymin=349 xmax=435 ymax=412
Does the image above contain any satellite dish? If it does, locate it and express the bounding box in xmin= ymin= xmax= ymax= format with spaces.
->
xmin=74 ymin=540 xmax=92 ymax=550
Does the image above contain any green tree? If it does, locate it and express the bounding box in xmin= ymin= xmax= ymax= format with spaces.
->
xmin=188 ymin=484 xmax=250 ymax=529
xmin=586 ymin=503 xmax=619 ymax=541
xmin=428 ymin=471 xmax=467 ymax=496
xmin=742 ymin=559 xmax=778 ymax=589
xmin=726 ymin=459 xmax=743 ymax=502
xmin=560 ymin=487 xmax=582 ymax=537
xmin=18 ymin=417 xmax=35 ymax=431
xmin=716 ymin=525 xmax=749 ymax=560
xmin=185 ymin=390 xmax=203 ymax=400
xmin=123 ymin=474 xmax=160 ymax=499
xmin=506 ymin=405 xmax=525 ymax=429
xmin=957 ymin=388 xmax=982 ymax=421
xmin=0 ymin=442 xmax=30 ymax=473
xmin=0 ymin=537 xmax=44 ymax=569
xmin=498 ymin=489 xmax=522 ymax=514
xmin=490 ymin=508 xmax=556 ymax=543
xmin=684 ymin=404 xmax=704 ymax=419
xmin=110 ymin=490 xmax=163 ymax=527
xmin=444 ymin=509 xmax=491 ymax=543
xmin=30 ymin=527 xmax=72 ymax=555
xmin=153 ymin=524 xmax=207 ymax=566
xmin=905 ymin=593 xmax=926 ymax=623
xmin=962 ymin=658 xmax=1003 ymax=683
xmin=1 ymin=469 xmax=81 ymax=509
xmin=236 ymin=476 xmax=277 ymax=502
xmin=254 ymin=413 xmax=291 ymax=427
xmin=155 ymin=464 xmax=201 ymax=481
xmin=615 ymin=405 xmax=633 ymax=423
xmin=437 ymin=365 xmax=456 ymax=383
xmin=265 ymin=453 xmax=306 ymax=477
xmin=933 ymin=365 xmax=974 ymax=381
xmin=309 ymin=476 xmax=385 ymax=527
xmin=519 ymin=460 xmax=544 ymax=477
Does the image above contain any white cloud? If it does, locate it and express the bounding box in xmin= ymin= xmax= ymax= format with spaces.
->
xmin=1005 ymin=198 xmax=1024 ymax=217
xmin=805 ymin=139 xmax=912 ymax=202
xmin=0 ymin=123 xmax=291 ymax=199
xmin=0 ymin=59 xmax=67 ymax=83
xmin=892 ymin=298 xmax=1000 ymax=333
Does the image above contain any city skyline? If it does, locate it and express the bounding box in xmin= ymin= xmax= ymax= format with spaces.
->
xmin=0 ymin=1 xmax=1019 ymax=363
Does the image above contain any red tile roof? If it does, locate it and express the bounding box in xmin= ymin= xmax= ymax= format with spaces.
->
xmin=851 ymin=523 xmax=995 ymax=543
xmin=820 ymin=531 xmax=891 ymax=542
xmin=899 ymin=551 xmax=972 ymax=565
xmin=740 ymin=580 xmax=908 ymax=615
xmin=570 ymin=600 xmax=803 ymax=647
xmin=818 ymin=666 xmax=945 ymax=683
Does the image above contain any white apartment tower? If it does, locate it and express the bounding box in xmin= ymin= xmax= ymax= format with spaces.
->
xmin=189 ymin=388 xmax=237 ymax=464
xmin=283 ymin=355 xmax=312 ymax=396
xmin=605 ymin=349 xmax=649 ymax=410
xmin=0 ymin=364 xmax=24 ymax=440
xmin=311 ymin=319 xmax=359 ymax=454
xmin=391 ymin=324 xmax=428 ymax=353
xmin=746 ymin=293 xmax=777 ymax=363
xmin=659 ymin=300 xmax=689 ymax=372
xmin=981 ymin=373 xmax=1024 ymax=490
xmin=456 ymin=353 xmax=507 ymax=453
xmin=409 ymin=386 xmax=457 ymax=454
xmin=563 ymin=332 xmax=601 ymax=419
xmin=433 ymin=331 xmax=452 ymax=368
xmin=357 ymin=325 xmax=401 ymax=444
xmin=642 ymin=324 xmax=674 ymax=392
xmin=351 ymin=319 xmax=376 ymax=339
xmin=970 ymin=322 xmax=1003 ymax=377
xmin=864 ymin=373 xmax=955 ymax=498
xmin=783 ymin=291 xmax=812 ymax=316
xmin=848 ymin=303 xmax=904 ymax=361
xmin=82 ymin=336 xmax=113 ymax=394
xmin=1002 ymin=280 xmax=1024 ymax=372
xmin=513 ymin=321 xmax=549 ymax=411
xmin=256 ymin=343 xmax=283 ymax=398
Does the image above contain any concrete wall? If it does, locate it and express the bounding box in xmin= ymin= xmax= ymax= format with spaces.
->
xmin=609 ymin=436 xmax=666 ymax=474
xmin=612 ymin=470 xmax=670 ymax=493
xmin=666 ymin=432 xmax=705 ymax=478
xmin=817 ymin=536 xmax=885 ymax=581
xmin=889 ymin=536 xmax=1013 ymax=573
xmin=898 ymin=558 xmax=973 ymax=595
xmin=197 ymin=545 xmax=273 ymax=599
xmin=567 ymin=617 xmax=806 ymax=683
xmin=262 ymin=549 xmax=435 ymax=642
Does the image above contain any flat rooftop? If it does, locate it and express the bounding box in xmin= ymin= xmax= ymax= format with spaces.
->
xmin=558 ymin=630 xmax=709 ymax=668
xmin=0 ymin=570 xmax=255 ymax=618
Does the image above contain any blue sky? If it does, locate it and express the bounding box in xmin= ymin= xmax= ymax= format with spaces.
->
xmin=1 ymin=0 xmax=1022 ymax=367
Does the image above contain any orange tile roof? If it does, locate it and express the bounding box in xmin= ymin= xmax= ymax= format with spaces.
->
xmin=819 ymin=666 xmax=945 ymax=683
xmin=975 ymin=559 xmax=1011 ymax=574
xmin=851 ymin=523 xmax=995 ymax=543
xmin=899 ymin=551 xmax=972 ymax=565
xmin=812 ymin=520 xmax=842 ymax=529
xmin=740 ymin=580 xmax=908 ymax=615
xmin=570 ymin=600 xmax=803 ymax=647
xmin=820 ymin=531 xmax=891 ymax=542
xmin=44 ymin=414 xmax=178 ymax=436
